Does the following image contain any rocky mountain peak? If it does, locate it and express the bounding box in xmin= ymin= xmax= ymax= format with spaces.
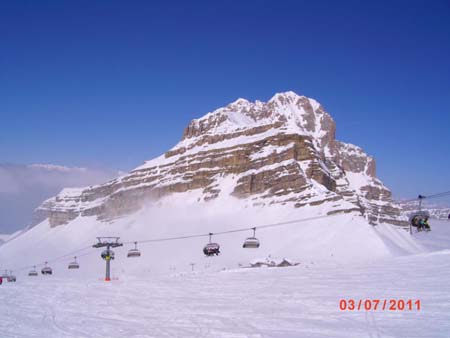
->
xmin=228 ymin=97 xmax=251 ymax=107
xmin=181 ymin=91 xmax=335 ymax=152
xmin=268 ymin=90 xmax=306 ymax=105
xmin=34 ymin=91 xmax=405 ymax=228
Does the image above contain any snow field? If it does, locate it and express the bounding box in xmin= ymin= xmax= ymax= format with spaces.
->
xmin=1 ymin=206 xmax=447 ymax=337
xmin=1 ymin=245 xmax=449 ymax=338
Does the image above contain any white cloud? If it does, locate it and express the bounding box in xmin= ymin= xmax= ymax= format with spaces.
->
xmin=0 ymin=164 xmax=120 ymax=233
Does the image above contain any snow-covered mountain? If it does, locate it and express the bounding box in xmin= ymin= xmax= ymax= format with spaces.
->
xmin=35 ymin=91 xmax=404 ymax=228
xmin=0 ymin=91 xmax=418 ymax=278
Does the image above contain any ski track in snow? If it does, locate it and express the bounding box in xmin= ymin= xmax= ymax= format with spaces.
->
xmin=1 ymin=220 xmax=450 ymax=338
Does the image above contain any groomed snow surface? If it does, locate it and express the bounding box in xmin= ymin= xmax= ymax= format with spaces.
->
xmin=0 ymin=204 xmax=449 ymax=337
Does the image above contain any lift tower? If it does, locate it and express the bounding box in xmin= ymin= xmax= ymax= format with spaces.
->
xmin=93 ymin=237 xmax=123 ymax=281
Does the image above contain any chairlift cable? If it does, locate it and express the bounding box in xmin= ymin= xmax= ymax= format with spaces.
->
xmin=123 ymin=214 xmax=338 ymax=246
xmin=4 ymin=212 xmax=358 ymax=273
xmin=9 ymin=245 xmax=94 ymax=272
xmin=400 ymin=189 xmax=450 ymax=203
xmin=425 ymin=191 xmax=450 ymax=199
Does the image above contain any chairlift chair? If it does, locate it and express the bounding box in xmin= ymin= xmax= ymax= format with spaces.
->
xmin=41 ymin=262 xmax=53 ymax=275
xmin=408 ymin=210 xmax=430 ymax=224
xmin=204 ymin=243 xmax=220 ymax=256
xmin=29 ymin=266 xmax=38 ymax=277
xmin=68 ymin=256 xmax=80 ymax=269
xmin=127 ymin=242 xmax=141 ymax=258
xmin=409 ymin=210 xmax=431 ymax=231
xmin=7 ymin=273 xmax=16 ymax=282
xmin=203 ymin=233 xmax=220 ymax=256
xmin=243 ymin=228 xmax=260 ymax=248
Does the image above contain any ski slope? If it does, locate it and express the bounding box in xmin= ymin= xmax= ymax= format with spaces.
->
xmin=0 ymin=211 xmax=448 ymax=337
xmin=0 ymin=200 xmax=421 ymax=278
xmin=0 ymin=224 xmax=449 ymax=338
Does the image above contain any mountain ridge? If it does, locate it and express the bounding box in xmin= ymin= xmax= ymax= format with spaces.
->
xmin=34 ymin=91 xmax=405 ymax=228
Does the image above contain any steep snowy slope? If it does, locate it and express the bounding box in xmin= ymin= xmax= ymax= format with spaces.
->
xmin=0 ymin=199 xmax=421 ymax=281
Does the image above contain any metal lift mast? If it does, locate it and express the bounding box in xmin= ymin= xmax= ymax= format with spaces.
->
xmin=93 ymin=237 xmax=123 ymax=281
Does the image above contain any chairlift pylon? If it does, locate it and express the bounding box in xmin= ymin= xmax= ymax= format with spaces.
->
xmin=243 ymin=227 xmax=260 ymax=248
xmin=93 ymin=237 xmax=122 ymax=282
xmin=127 ymin=241 xmax=141 ymax=258
xmin=101 ymin=249 xmax=115 ymax=260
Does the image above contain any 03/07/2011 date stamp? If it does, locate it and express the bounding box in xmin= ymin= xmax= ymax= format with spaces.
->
xmin=339 ymin=299 xmax=421 ymax=311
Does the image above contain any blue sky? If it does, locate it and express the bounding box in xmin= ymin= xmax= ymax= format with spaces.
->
xmin=0 ymin=0 xmax=449 ymax=199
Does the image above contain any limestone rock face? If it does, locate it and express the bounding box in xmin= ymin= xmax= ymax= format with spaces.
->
xmin=35 ymin=91 xmax=404 ymax=227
